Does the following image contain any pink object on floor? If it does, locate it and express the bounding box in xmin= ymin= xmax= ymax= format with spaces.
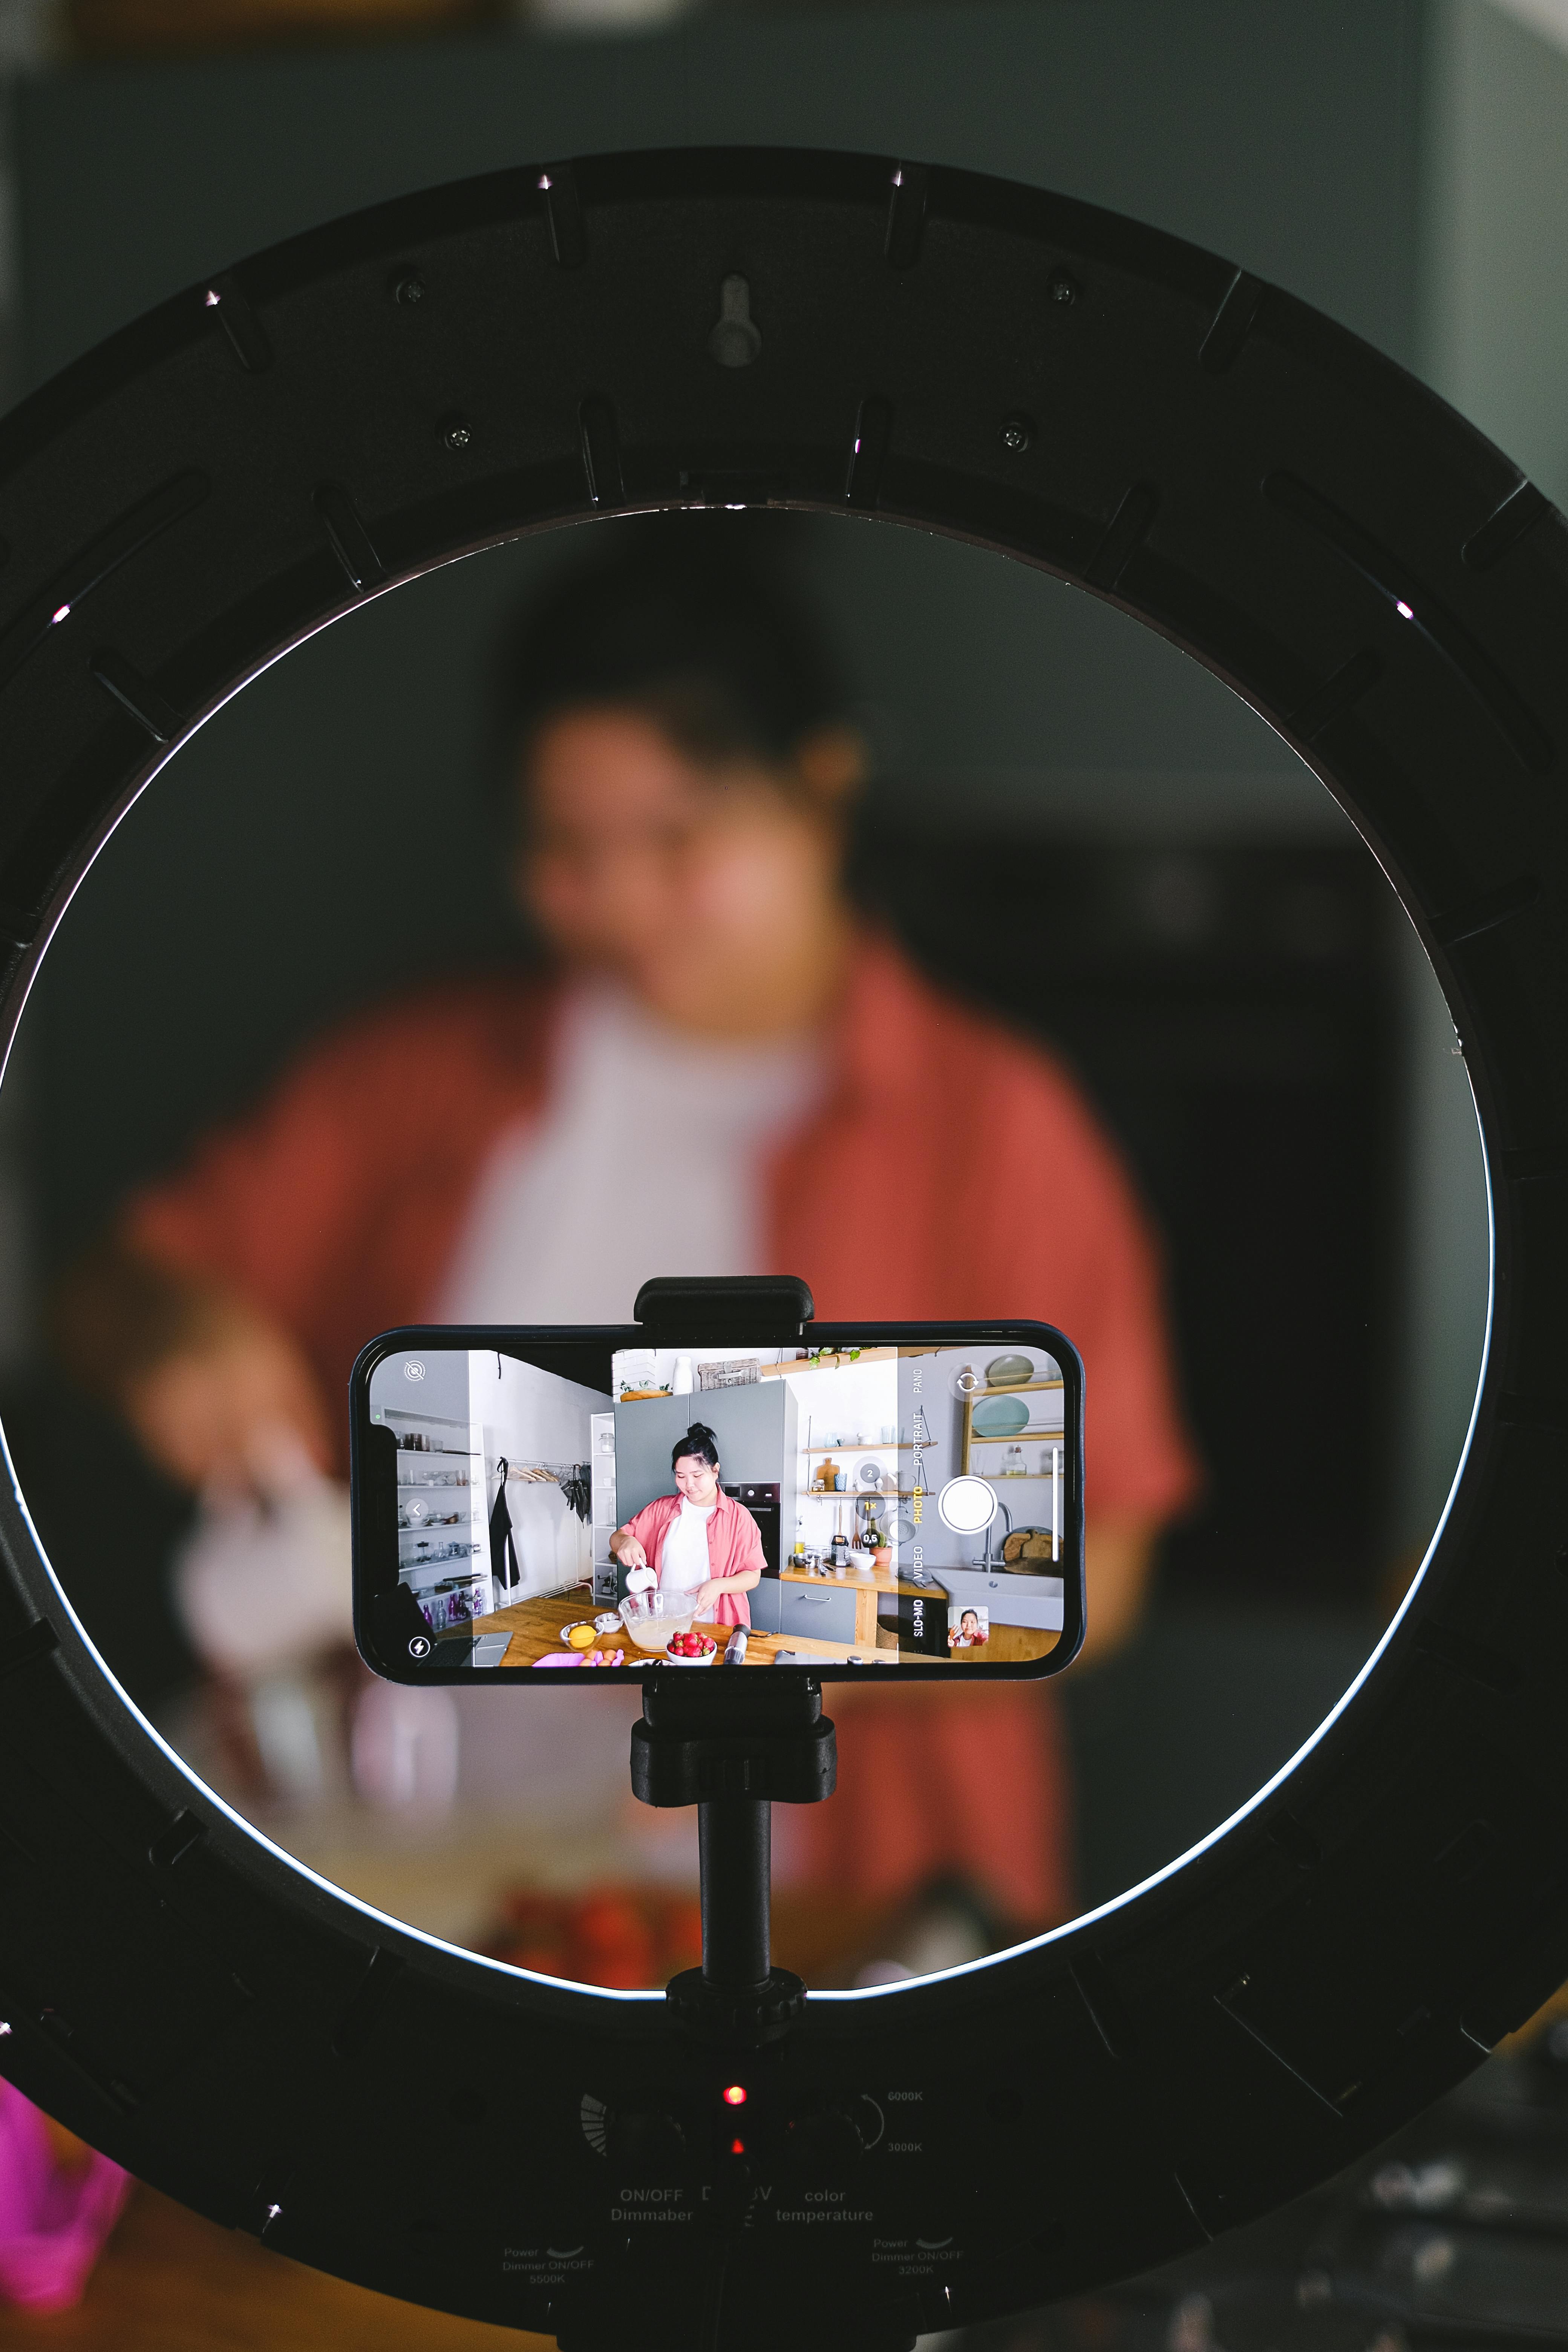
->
xmin=0 ymin=2078 xmax=132 ymax=2310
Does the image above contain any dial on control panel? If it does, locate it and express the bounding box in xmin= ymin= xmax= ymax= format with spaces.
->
xmin=580 ymin=2095 xmax=689 ymax=2173
xmin=786 ymin=2095 xmax=884 ymax=2166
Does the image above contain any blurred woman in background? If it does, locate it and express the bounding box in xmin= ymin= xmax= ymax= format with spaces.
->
xmin=57 ymin=515 xmax=1195 ymax=1944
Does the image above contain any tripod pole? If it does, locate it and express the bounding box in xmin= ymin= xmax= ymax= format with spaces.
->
xmin=631 ymin=1671 xmax=833 ymax=2043
xmin=699 ymin=1797 xmax=771 ymax=1993
xmin=625 ymin=1273 xmax=832 ymax=2043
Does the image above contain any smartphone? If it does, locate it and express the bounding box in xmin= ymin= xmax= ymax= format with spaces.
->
xmin=351 ymin=1320 xmax=1083 ymax=1683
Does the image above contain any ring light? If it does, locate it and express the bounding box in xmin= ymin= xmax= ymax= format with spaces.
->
xmin=2 ymin=147 xmax=1566 ymax=2344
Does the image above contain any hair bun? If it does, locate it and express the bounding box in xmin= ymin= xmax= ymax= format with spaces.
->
xmin=671 ymin=1418 xmax=722 ymax=1473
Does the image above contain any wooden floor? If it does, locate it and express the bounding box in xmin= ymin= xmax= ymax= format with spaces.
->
xmin=0 ymin=2184 xmax=550 ymax=2352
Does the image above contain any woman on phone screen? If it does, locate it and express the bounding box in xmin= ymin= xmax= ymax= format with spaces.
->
xmin=610 ymin=1421 xmax=763 ymax=1629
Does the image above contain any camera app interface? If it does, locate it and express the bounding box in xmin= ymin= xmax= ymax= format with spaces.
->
xmin=364 ymin=1341 xmax=1067 ymax=1671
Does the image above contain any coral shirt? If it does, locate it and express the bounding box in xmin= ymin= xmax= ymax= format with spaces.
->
xmin=620 ymin=1490 xmax=765 ymax=1629
xmin=127 ymin=936 xmax=1197 ymax=1925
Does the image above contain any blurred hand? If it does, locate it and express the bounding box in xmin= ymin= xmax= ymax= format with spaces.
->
xmin=175 ymin=1451 xmax=353 ymax=1679
xmin=121 ymin=1305 xmax=331 ymax=1494
xmin=613 ymin=1531 xmax=649 ymax=1572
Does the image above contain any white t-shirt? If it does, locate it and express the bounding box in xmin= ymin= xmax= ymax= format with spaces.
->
xmin=435 ymin=983 xmax=824 ymax=1323
xmin=659 ymin=1499 xmax=716 ymax=1596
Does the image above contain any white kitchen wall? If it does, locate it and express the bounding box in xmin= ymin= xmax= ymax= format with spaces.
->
xmin=781 ymin=1355 xmax=900 ymax=1552
xmin=474 ymin=1352 xmax=611 ymax=1599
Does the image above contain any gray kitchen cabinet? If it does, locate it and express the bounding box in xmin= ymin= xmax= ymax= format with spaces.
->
xmin=749 ymin=1577 xmax=783 ymax=1634
xmin=614 ymin=1381 xmax=798 ymax=1525
xmin=778 ymin=1582 xmax=857 ymax=1646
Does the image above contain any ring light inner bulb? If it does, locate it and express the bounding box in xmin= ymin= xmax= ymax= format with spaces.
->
xmin=936 ymin=1475 xmax=998 ymax=1534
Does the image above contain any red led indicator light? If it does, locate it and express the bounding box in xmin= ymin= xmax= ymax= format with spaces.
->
xmin=722 ymin=2085 xmax=747 ymax=2106
xmin=730 ymin=2137 xmax=746 ymax=2156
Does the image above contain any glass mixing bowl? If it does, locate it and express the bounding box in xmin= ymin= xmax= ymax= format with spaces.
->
xmin=617 ymin=1590 xmax=697 ymax=1652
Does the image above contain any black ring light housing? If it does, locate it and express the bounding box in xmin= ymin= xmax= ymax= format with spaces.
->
xmin=1 ymin=147 xmax=1566 ymax=2349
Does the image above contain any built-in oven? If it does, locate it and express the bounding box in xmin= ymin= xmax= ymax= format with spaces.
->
xmin=723 ymin=1482 xmax=782 ymax=1578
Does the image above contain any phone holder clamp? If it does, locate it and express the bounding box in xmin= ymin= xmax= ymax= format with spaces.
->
xmin=632 ymin=1273 xmax=814 ymax=1343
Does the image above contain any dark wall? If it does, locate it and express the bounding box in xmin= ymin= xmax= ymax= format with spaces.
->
xmin=17 ymin=2 xmax=1421 ymax=387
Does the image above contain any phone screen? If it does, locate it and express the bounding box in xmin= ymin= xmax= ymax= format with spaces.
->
xmin=351 ymin=1323 xmax=1082 ymax=1681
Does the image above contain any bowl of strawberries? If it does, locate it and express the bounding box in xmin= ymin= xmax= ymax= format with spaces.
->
xmin=663 ymin=1630 xmax=719 ymax=1666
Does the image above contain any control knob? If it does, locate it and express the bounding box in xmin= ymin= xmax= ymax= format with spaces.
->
xmin=581 ymin=2093 xmax=688 ymax=2174
xmin=787 ymin=2094 xmax=883 ymax=2166
xmin=606 ymin=2107 xmax=688 ymax=2173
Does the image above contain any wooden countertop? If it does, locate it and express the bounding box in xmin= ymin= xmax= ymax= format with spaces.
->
xmin=478 ymin=1583 xmax=1051 ymax=1668
xmin=780 ymin=1562 xmax=899 ymax=1592
xmin=940 ymin=1623 xmax=1060 ymax=1663
xmin=478 ymin=1584 xmax=895 ymax=1668
xmin=480 ymin=1583 xmax=619 ymax=1666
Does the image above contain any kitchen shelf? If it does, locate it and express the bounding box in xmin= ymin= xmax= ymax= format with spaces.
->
xmin=962 ymin=1388 xmax=1066 ymax=1476
xmin=804 ymin=1443 xmax=906 ymax=1454
xmin=808 ymin=1477 xmax=921 ymax=1496
xmin=967 ymin=1442 xmax=1064 ymax=1453
xmin=968 ymin=1430 xmax=1065 ymax=1440
xmin=970 ymin=1380 xmax=1063 ymax=1395
xmin=757 ymin=1350 xmax=893 ymax=1379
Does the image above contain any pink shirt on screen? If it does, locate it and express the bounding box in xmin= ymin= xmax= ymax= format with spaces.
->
xmin=620 ymin=1489 xmax=765 ymax=1629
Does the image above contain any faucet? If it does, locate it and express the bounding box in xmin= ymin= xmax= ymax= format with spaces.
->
xmin=973 ymin=1497 xmax=1011 ymax=1571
